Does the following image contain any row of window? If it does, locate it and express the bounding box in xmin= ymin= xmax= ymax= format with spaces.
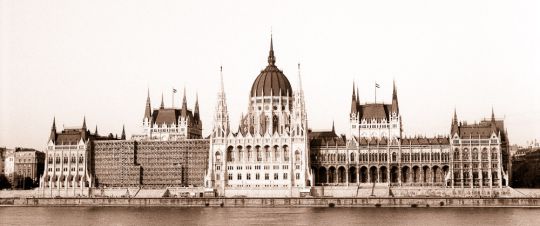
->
xmin=48 ymin=155 xmax=84 ymax=164
xmin=220 ymin=165 xmax=294 ymax=171
xmin=223 ymin=172 xmax=301 ymax=181
xmin=48 ymin=167 xmax=84 ymax=172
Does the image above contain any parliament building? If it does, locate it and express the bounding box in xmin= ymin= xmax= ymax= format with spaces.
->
xmin=39 ymin=37 xmax=511 ymax=198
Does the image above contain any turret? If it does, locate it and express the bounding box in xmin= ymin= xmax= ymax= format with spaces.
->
xmin=451 ymin=108 xmax=459 ymax=136
xmin=491 ymin=108 xmax=497 ymax=133
xmin=49 ymin=117 xmax=56 ymax=143
xmin=181 ymin=87 xmax=188 ymax=119
xmin=194 ymin=92 xmax=200 ymax=121
xmin=391 ymin=80 xmax=399 ymax=114
xmin=350 ymin=82 xmax=357 ymax=116
xmin=212 ymin=66 xmax=230 ymax=138
xmin=121 ymin=124 xmax=126 ymax=140
xmin=160 ymin=93 xmax=165 ymax=109
xmin=144 ymin=88 xmax=152 ymax=121
xmin=81 ymin=116 xmax=88 ymax=141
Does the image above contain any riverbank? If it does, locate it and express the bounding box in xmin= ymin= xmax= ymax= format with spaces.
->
xmin=2 ymin=197 xmax=540 ymax=208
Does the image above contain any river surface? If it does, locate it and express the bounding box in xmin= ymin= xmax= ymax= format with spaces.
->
xmin=1 ymin=207 xmax=540 ymax=226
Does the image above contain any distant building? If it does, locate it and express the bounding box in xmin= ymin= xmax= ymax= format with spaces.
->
xmin=132 ymin=88 xmax=202 ymax=141
xmin=13 ymin=148 xmax=45 ymax=189
xmin=512 ymin=148 xmax=540 ymax=188
xmin=2 ymin=148 xmax=15 ymax=187
xmin=39 ymin=117 xmax=121 ymax=197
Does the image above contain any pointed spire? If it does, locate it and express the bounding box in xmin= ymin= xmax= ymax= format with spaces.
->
xmin=451 ymin=108 xmax=459 ymax=135
xmin=351 ymin=82 xmax=357 ymax=115
xmin=297 ymin=63 xmax=303 ymax=92
xmin=121 ymin=124 xmax=126 ymax=140
xmin=194 ymin=92 xmax=200 ymax=120
xmin=81 ymin=116 xmax=88 ymax=141
xmin=160 ymin=93 xmax=165 ymax=109
xmin=49 ymin=117 xmax=57 ymax=143
xmin=332 ymin=120 xmax=335 ymax=133
xmin=356 ymin=85 xmax=360 ymax=105
xmin=94 ymin=125 xmax=98 ymax=136
xmin=391 ymin=80 xmax=399 ymax=114
xmin=219 ymin=66 xmax=224 ymax=93
xmin=491 ymin=107 xmax=497 ymax=133
xmin=144 ymin=88 xmax=152 ymax=120
xmin=181 ymin=87 xmax=188 ymax=118
xmin=453 ymin=108 xmax=458 ymax=125
xmin=268 ymin=34 xmax=276 ymax=65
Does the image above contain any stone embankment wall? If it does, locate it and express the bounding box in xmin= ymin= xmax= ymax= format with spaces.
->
xmin=1 ymin=197 xmax=540 ymax=207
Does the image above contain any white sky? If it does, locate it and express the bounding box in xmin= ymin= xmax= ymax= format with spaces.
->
xmin=1 ymin=0 xmax=539 ymax=150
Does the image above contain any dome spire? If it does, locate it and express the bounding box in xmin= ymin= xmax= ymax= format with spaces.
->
xmin=268 ymin=34 xmax=276 ymax=65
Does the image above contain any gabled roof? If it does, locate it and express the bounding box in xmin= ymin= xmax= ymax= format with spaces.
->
xmin=359 ymin=103 xmax=392 ymax=121
xmin=151 ymin=108 xmax=195 ymax=126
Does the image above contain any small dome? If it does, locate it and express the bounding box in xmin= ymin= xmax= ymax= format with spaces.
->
xmin=250 ymin=37 xmax=293 ymax=97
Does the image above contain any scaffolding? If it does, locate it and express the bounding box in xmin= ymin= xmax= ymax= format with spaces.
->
xmin=93 ymin=139 xmax=209 ymax=188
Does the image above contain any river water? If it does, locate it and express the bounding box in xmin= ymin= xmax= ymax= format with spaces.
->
xmin=1 ymin=207 xmax=540 ymax=226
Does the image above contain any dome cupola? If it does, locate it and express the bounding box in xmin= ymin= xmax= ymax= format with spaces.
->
xmin=250 ymin=36 xmax=293 ymax=98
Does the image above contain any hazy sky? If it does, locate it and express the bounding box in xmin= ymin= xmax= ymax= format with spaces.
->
xmin=1 ymin=0 xmax=539 ymax=150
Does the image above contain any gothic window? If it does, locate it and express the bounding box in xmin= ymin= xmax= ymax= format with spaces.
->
xmin=463 ymin=149 xmax=469 ymax=160
xmin=48 ymin=156 xmax=53 ymax=164
xmin=295 ymin=150 xmax=301 ymax=162
xmin=481 ymin=148 xmax=488 ymax=160
xmin=274 ymin=146 xmax=280 ymax=161
xmin=350 ymin=153 xmax=355 ymax=162
xmin=227 ymin=147 xmax=234 ymax=162
xmin=256 ymin=146 xmax=262 ymax=162
xmin=454 ymin=149 xmax=460 ymax=160
xmin=215 ymin=151 xmax=221 ymax=162
xmin=472 ymin=148 xmax=479 ymax=160
xmin=63 ymin=156 xmax=68 ymax=164
xmin=265 ymin=146 xmax=271 ymax=161
xmin=392 ymin=152 xmax=397 ymax=162
xmin=247 ymin=146 xmax=252 ymax=161
xmin=284 ymin=146 xmax=289 ymax=161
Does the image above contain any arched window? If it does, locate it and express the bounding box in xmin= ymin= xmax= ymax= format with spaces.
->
xmin=481 ymin=148 xmax=488 ymax=160
xmin=274 ymin=146 xmax=280 ymax=161
xmin=256 ymin=146 xmax=262 ymax=162
xmin=472 ymin=148 xmax=479 ymax=160
xmin=295 ymin=150 xmax=301 ymax=162
xmin=215 ymin=151 xmax=221 ymax=162
xmin=350 ymin=153 xmax=355 ymax=162
xmin=463 ymin=148 xmax=469 ymax=160
xmin=283 ymin=146 xmax=289 ymax=161
xmin=238 ymin=146 xmax=243 ymax=162
xmin=265 ymin=146 xmax=271 ymax=161
xmin=453 ymin=149 xmax=460 ymax=160
xmin=79 ymin=154 xmax=84 ymax=164
xmin=247 ymin=146 xmax=252 ymax=161
xmin=227 ymin=147 xmax=234 ymax=162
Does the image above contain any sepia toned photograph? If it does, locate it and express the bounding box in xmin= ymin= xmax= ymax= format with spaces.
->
xmin=0 ymin=0 xmax=539 ymax=225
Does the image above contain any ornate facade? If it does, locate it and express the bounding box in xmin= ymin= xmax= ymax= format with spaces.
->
xmin=205 ymin=37 xmax=312 ymax=197
xmin=133 ymin=89 xmax=202 ymax=141
xmin=39 ymin=117 xmax=122 ymax=197
xmin=309 ymin=84 xmax=510 ymax=196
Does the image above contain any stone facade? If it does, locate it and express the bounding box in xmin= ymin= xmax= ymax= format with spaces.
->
xmin=205 ymin=38 xmax=312 ymax=197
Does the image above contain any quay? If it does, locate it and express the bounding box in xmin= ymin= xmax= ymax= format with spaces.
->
xmin=2 ymin=197 xmax=540 ymax=208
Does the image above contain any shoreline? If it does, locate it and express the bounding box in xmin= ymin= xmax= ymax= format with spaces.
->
xmin=2 ymin=197 xmax=540 ymax=208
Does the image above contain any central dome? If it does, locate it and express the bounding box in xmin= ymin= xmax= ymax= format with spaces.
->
xmin=250 ymin=38 xmax=293 ymax=97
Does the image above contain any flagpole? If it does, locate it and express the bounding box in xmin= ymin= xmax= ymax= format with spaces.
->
xmin=172 ymin=87 xmax=174 ymax=108
xmin=374 ymin=81 xmax=377 ymax=103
